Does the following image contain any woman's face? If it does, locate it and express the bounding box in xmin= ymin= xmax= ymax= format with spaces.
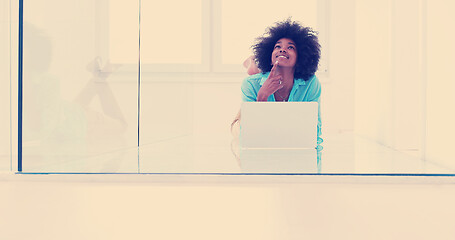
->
xmin=271 ymin=38 xmax=297 ymax=68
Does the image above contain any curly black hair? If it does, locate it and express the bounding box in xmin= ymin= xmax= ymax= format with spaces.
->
xmin=253 ymin=19 xmax=321 ymax=81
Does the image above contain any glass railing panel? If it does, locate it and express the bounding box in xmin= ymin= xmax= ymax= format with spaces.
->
xmin=22 ymin=0 xmax=140 ymax=173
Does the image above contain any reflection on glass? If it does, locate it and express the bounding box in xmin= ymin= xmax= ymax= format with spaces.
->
xmin=22 ymin=1 xmax=139 ymax=172
xmin=230 ymin=131 xmax=323 ymax=173
xmin=239 ymin=148 xmax=321 ymax=173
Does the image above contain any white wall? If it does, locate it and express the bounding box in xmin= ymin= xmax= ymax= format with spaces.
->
xmin=355 ymin=0 xmax=455 ymax=169
xmin=425 ymin=0 xmax=455 ymax=169
xmin=355 ymin=0 xmax=423 ymax=150
xmin=355 ymin=0 xmax=392 ymax=145
xmin=322 ymin=0 xmax=356 ymax=133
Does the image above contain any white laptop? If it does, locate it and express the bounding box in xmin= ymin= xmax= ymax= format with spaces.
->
xmin=240 ymin=102 xmax=318 ymax=149
xmin=239 ymin=148 xmax=318 ymax=173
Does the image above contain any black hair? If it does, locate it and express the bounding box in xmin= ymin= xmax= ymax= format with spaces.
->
xmin=253 ymin=19 xmax=321 ymax=80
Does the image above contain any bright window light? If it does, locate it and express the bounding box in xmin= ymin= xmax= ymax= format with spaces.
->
xmin=109 ymin=0 xmax=202 ymax=64
xmin=141 ymin=0 xmax=202 ymax=64
xmin=109 ymin=0 xmax=139 ymax=64
xmin=221 ymin=0 xmax=318 ymax=65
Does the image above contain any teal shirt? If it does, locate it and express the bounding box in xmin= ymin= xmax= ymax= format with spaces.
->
xmin=241 ymin=72 xmax=323 ymax=144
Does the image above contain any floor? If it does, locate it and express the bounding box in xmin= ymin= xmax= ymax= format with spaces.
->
xmin=1 ymin=174 xmax=455 ymax=240
xmin=5 ymin=132 xmax=455 ymax=240
xmin=20 ymin=131 xmax=455 ymax=175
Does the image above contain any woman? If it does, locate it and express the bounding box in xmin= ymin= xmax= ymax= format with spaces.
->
xmin=232 ymin=19 xmax=323 ymax=144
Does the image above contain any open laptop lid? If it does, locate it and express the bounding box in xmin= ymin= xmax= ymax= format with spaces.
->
xmin=240 ymin=102 xmax=318 ymax=149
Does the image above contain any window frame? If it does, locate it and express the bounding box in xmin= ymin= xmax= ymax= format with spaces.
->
xmin=99 ymin=0 xmax=330 ymax=77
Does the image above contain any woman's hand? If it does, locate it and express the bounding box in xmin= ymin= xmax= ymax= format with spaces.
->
xmin=257 ymin=62 xmax=283 ymax=101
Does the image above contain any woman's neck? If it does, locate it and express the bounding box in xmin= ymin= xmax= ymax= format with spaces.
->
xmin=275 ymin=66 xmax=295 ymax=90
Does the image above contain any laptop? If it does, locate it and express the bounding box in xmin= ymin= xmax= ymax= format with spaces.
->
xmin=239 ymin=148 xmax=318 ymax=173
xmin=240 ymin=102 xmax=318 ymax=149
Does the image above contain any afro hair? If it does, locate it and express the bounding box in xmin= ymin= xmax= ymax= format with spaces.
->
xmin=252 ymin=19 xmax=321 ymax=81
